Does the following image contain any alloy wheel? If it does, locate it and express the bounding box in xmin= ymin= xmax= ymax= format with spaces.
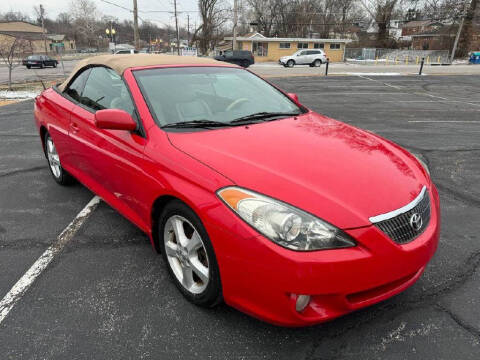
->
xmin=163 ymin=215 xmax=210 ymax=294
xmin=46 ymin=136 xmax=62 ymax=178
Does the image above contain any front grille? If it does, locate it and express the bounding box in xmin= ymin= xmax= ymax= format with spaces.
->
xmin=373 ymin=189 xmax=431 ymax=244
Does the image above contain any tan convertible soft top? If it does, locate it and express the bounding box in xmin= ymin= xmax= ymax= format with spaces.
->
xmin=58 ymin=54 xmax=221 ymax=92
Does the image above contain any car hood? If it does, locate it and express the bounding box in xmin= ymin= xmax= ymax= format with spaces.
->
xmin=167 ymin=113 xmax=428 ymax=229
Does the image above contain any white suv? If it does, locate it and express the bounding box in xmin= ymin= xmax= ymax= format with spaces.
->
xmin=279 ymin=49 xmax=327 ymax=68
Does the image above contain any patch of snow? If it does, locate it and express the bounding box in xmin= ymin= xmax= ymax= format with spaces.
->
xmin=0 ymin=89 xmax=41 ymax=99
xmin=346 ymin=58 xmax=387 ymax=63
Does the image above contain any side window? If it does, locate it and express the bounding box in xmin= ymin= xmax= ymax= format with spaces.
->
xmin=64 ymin=68 xmax=91 ymax=102
xmin=81 ymin=67 xmax=135 ymax=115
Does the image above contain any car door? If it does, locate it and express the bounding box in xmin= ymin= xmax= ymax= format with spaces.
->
xmin=67 ymin=66 xmax=149 ymax=227
xmin=306 ymin=50 xmax=317 ymax=63
xmin=296 ymin=51 xmax=309 ymax=64
xmin=50 ymin=67 xmax=91 ymax=166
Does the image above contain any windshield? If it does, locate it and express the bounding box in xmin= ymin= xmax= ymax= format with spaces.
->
xmin=133 ymin=67 xmax=302 ymax=127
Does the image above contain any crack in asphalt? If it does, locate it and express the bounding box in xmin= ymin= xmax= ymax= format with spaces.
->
xmin=303 ymin=246 xmax=480 ymax=359
xmin=436 ymin=304 xmax=480 ymax=339
xmin=435 ymin=182 xmax=480 ymax=207
xmin=0 ymin=166 xmax=45 ymax=178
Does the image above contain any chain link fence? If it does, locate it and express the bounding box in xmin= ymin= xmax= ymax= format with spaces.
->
xmin=345 ymin=48 xmax=451 ymax=64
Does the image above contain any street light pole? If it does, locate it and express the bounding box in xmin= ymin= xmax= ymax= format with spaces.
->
xmin=133 ymin=0 xmax=140 ymax=50
xmin=106 ymin=23 xmax=116 ymax=53
xmin=174 ymin=0 xmax=180 ymax=55
xmin=187 ymin=14 xmax=190 ymax=47
xmin=39 ymin=4 xmax=48 ymax=55
xmin=233 ymin=0 xmax=238 ymax=50
xmin=450 ymin=0 xmax=469 ymax=63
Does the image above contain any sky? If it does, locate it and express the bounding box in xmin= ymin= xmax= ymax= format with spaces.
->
xmin=3 ymin=0 xmax=203 ymax=29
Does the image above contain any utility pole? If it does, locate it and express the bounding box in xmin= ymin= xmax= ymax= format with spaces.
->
xmin=39 ymin=4 xmax=48 ymax=55
xmin=450 ymin=0 xmax=469 ymax=63
xmin=187 ymin=14 xmax=190 ymax=47
xmin=174 ymin=0 xmax=180 ymax=55
xmin=232 ymin=0 xmax=238 ymax=50
xmin=133 ymin=0 xmax=140 ymax=50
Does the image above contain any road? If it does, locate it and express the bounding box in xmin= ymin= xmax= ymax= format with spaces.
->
xmin=0 ymin=60 xmax=77 ymax=85
xmin=0 ymin=75 xmax=479 ymax=359
xmin=2 ymin=59 xmax=480 ymax=85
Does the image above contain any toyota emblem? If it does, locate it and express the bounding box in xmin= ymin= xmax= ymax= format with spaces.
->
xmin=409 ymin=213 xmax=423 ymax=231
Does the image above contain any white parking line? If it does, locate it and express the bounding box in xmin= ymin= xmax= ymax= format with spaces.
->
xmin=357 ymin=75 xmax=404 ymax=90
xmin=0 ymin=196 xmax=101 ymax=325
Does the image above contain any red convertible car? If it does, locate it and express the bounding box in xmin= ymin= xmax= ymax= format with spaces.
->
xmin=34 ymin=55 xmax=440 ymax=326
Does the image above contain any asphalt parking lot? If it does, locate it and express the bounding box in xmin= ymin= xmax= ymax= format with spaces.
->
xmin=0 ymin=75 xmax=479 ymax=359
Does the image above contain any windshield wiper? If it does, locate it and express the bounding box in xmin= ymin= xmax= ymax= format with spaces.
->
xmin=230 ymin=112 xmax=301 ymax=124
xmin=161 ymin=120 xmax=231 ymax=129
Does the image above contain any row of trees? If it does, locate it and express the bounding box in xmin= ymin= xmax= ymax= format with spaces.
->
xmin=1 ymin=0 xmax=478 ymax=56
xmin=195 ymin=0 xmax=478 ymax=54
xmin=0 ymin=0 xmax=188 ymax=51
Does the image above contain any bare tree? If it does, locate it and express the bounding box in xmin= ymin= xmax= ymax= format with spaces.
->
xmin=242 ymin=0 xmax=364 ymax=39
xmin=0 ymin=36 xmax=33 ymax=90
xmin=33 ymin=4 xmax=48 ymax=54
xmin=196 ymin=0 xmax=228 ymax=54
xmin=0 ymin=11 xmax=32 ymax=22
xmin=458 ymin=0 xmax=479 ymax=57
xmin=246 ymin=0 xmax=281 ymax=37
xmin=360 ymin=0 xmax=400 ymax=47
xmin=70 ymin=0 xmax=99 ymax=48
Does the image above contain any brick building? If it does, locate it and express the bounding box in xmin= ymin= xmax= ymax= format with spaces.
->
xmin=223 ymin=33 xmax=349 ymax=62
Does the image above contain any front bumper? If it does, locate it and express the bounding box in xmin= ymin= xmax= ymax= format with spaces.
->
xmin=206 ymin=185 xmax=440 ymax=326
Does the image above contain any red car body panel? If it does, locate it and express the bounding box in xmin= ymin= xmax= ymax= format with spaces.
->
xmin=167 ymin=112 xmax=427 ymax=229
xmin=34 ymin=63 xmax=440 ymax=326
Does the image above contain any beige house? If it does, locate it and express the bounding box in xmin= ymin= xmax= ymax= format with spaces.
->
xmin=0 ymin=21 xmax=75 ymax=54
xmin=224 ymin=33 xmax=350 ymax=62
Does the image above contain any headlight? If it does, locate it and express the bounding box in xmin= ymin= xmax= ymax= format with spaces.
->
xmin=217 ymin=187 xmax=356 ymax=251
xmin=412 ymin=153 xmax=430 ymax=175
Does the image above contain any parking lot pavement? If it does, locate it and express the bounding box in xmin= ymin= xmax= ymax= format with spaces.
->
xmin=250 ymin=62 xmax=480 ymax=77
xmin=0 ymin=60 xmax=77 ymax=85
xmin=0 ymin=75 xmax=479 ymax=359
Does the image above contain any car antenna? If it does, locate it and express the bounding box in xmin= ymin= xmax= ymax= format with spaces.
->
xmin=32 ymin=68 xmax=47 ymax=90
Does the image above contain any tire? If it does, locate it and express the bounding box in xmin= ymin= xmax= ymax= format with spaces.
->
xmin=44 ymin=132 xmax=74 ymax=185
xmin=313 ymin=59 xmax=322 ymax=67
xmin=241 ymin=59 xmax=250 ymax=68
xmin=26 ymin=65 xmax=31 ymax=69
xmin=287 ymin=60 xmax=295 ymax=68
xmin=158 ymin=200 xmax=222 ymax=307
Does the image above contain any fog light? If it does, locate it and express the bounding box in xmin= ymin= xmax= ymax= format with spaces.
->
xmin=295 ymin=295 xmax=311 ymax=313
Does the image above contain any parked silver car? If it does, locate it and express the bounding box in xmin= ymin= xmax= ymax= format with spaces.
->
xmin=279 ymin=49 xmax=327 ymax=68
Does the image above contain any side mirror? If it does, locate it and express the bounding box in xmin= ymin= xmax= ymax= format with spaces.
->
xmin=287 ymin=93 xmax=299 ymax=103
xmin=94 ymin=109 xmax=137 ymax=131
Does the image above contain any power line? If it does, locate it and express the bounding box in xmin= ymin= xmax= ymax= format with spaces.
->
xmin=99 ymin=0 xmax=132 ymax=13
